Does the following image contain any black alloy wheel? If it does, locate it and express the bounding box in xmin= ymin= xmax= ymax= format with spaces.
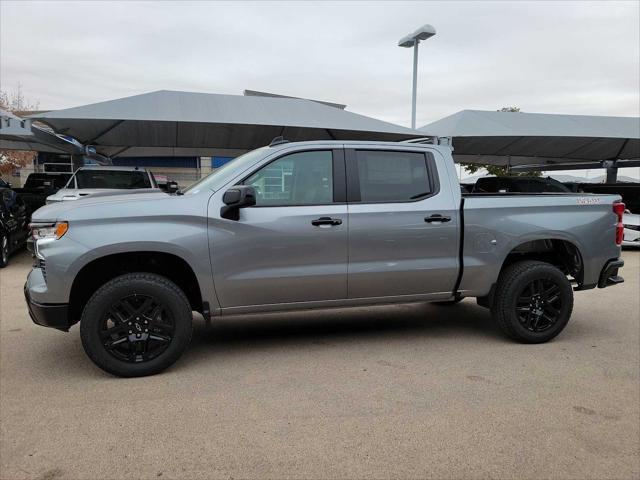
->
xmin=515 ymin=278 xmax=563 ymax=333
xmin=491 ymin=260 xmax=573 ymax=343
xmin=80 ymin=273 xmax=193 ymax=377
xmin=101 ymin=294 xmax=175 ymax=363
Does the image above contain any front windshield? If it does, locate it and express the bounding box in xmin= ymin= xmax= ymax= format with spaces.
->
xmin=74 ymin=170 xmax=152 ymax=189
xmin=183 ymin=147 xmax=268 ymax=194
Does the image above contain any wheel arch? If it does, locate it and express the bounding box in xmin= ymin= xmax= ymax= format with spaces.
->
xmin=68 ymin=251 xmax=203 ymax=326
xmin=499 ymin=238 xmax=584 ymax=285
xmin=476 ymin=237 xmax=584 ymax=309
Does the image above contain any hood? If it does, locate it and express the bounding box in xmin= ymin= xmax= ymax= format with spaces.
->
xmin=33 ymin=191 xmax=171 ymax=222
xmin=47 ymin=187 xmax=158 ymax=201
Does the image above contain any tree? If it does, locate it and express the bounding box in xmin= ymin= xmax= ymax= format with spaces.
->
xmin=462 ymin=106 xmax=541 ymax=177
xmin=0 ymin=84 xmax=39 ymax=176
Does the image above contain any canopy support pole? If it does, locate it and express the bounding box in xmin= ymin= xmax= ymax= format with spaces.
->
xmin=603 ymin=160 xmax=618 ymax=183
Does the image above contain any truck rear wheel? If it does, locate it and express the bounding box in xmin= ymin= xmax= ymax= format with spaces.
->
xmin=80 ymin=273 xmax=193 ymax=377
xmin=491 ymin=260 xmax=573 ymax=343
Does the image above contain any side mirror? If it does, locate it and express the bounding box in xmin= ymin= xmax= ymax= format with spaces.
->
xmin=220 ymin=186 xmax=256 ymax=220
xmin=165 ymin=181 xmax=180 ymax=194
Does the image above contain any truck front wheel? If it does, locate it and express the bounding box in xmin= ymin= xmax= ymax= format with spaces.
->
xmin=80 ymin=273 xmax=193 ymax=377
xmin=491 ymin=260 xmax=574 ymax=343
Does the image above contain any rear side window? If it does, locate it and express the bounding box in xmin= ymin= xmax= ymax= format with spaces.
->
xmin=353 ymin=150 xmax=434 ymax=203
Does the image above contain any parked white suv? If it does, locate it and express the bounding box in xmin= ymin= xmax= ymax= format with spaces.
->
xmin=46 ymin=166 xmax=160 ymax=204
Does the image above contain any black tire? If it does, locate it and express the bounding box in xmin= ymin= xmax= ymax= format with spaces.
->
xmin=491 ymin=260 xmax=573 ymax=343
xmin=80 ymin=273 xmax=193 ymax=377
xmin=0 ymin=233 xmax=9 ymax=268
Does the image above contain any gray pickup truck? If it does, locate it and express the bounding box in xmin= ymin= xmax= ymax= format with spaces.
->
xmin=25 ymin=140 xmax=625 ymax=377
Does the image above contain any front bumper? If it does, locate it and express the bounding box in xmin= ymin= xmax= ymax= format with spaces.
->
xmin=598 ymin=258 xmax=625 ymax=289
xmin=24 ymin=277 xmax=70 ymax=332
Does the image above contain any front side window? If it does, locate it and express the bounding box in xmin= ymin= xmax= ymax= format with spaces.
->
xmin=355 ymin=150 xmax=433 ymax=202
xmin=245 ymin=151 xmax=333 ymax=206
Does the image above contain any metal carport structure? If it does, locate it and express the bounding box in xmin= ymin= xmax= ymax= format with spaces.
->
xmin=0 ymin=109 xmax=82 ymax=155
xmin=420 ymin=110 xmax=640 ymax=182
xmin=29 ymin=90 xmax=423 ymax=158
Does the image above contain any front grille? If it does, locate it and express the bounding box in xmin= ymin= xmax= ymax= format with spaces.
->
xmin=624 ymin=224 xmax=640 ymax=232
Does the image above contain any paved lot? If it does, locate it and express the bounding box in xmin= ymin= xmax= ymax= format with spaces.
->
xmin=1 ymin=250 xmax=639 ymax=480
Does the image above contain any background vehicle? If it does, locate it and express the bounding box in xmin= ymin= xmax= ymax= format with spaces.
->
xmin=622 ymin=211 xmax=640 ymax=247
xmin=25 ymin=141 xmax=625 ymax=377
xmin=11 ymin=172 xmax=72 ymax=219
xmin=46 ymin=166 xmax=160 ymax=204
xmin=0 ymin=186 xmax=28 ymax=267
xmin=472 ymin=176 xmax=572 ymax=193
xmin=564 ymin=182 xmax=640 ymax=213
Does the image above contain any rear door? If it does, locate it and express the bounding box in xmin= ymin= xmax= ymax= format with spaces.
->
xmin=209 ymin=148 xmax=349 ymax=309
xmin=345 ymin=147 xmax=459 ymax=299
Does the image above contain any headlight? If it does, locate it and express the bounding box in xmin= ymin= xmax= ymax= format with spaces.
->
xmin=30 ymin=221 xmax=69 ymax=240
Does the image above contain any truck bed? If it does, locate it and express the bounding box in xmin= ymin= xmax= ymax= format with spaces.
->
xmin=458 ymin=192 xmax=622 ymax=297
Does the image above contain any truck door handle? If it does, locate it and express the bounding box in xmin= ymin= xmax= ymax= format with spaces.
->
xmin=424 ymin=214 xmax=451 ymax=223
xmin=311 ymin=217 xmax=342 ymax=226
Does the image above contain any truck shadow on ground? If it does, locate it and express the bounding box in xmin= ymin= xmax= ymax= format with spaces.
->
xmin=180 ymin=301 xmax=501 ymax=367
xmin=33 ymin=297 xmax=596 ymax=378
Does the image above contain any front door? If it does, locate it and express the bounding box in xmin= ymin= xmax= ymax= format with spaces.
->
xmin=345 ymin=147 xmax=460 ymax=299
xmin=209 ymin=148 xmax=348 ymax=310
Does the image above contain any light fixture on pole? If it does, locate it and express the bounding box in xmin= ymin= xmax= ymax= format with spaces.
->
xmin=398 ymin=24 xmax=436 ymax=129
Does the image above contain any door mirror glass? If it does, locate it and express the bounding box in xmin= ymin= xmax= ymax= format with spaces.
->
xmin=221 ymin=185 xmax=256 ymax=220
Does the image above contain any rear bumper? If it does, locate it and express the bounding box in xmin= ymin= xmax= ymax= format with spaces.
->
xmin=24 ymin=283 xmax=70 ymax=332
xmin=598 ymin=258 xmax=624 ymax=289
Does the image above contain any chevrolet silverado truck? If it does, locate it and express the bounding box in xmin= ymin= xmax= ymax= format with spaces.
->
xmin=25 ymin=140 xmax=625 ymax=377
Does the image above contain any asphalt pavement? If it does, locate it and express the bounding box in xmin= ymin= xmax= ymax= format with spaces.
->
xmin=1 ymin=250 xmax=638 ymax=479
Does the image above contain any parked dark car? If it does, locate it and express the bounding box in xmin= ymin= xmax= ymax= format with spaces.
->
xmin=0 ymin=186 xmax=29 ymax=267
xmin=472 ymin=176 xmax=571 ymax=193
xmin=11 ymin=173 xmax=72 ymax=219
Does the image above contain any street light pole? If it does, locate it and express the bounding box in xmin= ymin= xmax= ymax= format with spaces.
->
xmin=398 ymin=24 xmax=436 ymax=130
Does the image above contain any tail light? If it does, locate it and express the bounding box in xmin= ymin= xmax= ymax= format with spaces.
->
xmin=613 ymin=202 xmax=625 ymax=245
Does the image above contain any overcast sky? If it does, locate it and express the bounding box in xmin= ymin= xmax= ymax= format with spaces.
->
xmin=1 ymin=0 xmax=639 ymax=178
